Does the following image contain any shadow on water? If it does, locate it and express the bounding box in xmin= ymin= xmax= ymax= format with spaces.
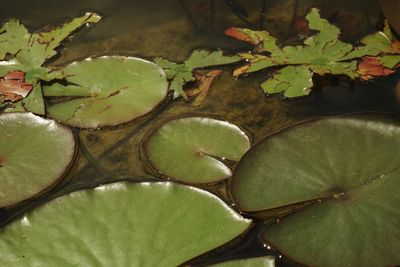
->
xmin=1 ymin=1 xmax=399 ymax=266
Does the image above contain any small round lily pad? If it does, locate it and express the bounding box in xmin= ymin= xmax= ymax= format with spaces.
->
xmin=0 ymin=182 xmax=251 ymax=266
xmin=0 ymin=112 xmax=75 ymax=207
xmin=144 ymin=116 xmax=251 ymax=184
xmin=44 ymin=56 xmax=168 ymax=128
xmin=231 ymin=114 xmax=400 ymax=267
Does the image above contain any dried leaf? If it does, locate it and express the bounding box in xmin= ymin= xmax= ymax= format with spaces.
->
xmin=0 ymin=71 xmax=32 ymax=102
xmin=358 ymin=56 xmax=395 ymax=80
xmin=186 ymin=69 xmax=223 ymax=106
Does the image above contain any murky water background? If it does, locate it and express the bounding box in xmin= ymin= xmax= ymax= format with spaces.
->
xmin=1 ymin=0 xmax=399 ymax=266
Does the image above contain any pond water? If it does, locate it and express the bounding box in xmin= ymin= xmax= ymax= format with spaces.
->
xmin=1 ymin=0 xmax=399 ymax=266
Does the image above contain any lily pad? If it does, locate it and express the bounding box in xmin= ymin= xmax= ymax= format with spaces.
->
xmin=0 ymin=182 xmax=251 ymax=266
xmin=44 ymin=56 xmax=168 ymax=128
xmin=231 ymin=114 xmax=400 ymax=266
xmin=144 ymin=117 xmax=251 ymax=184
xmin=210 ymin=256 xmax=275 ymax=267
xmin=0 ymin=112 xmax=75 ymax=207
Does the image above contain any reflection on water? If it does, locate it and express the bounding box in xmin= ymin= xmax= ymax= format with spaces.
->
xmin=0 ymin=0 xmax=399 ymax=266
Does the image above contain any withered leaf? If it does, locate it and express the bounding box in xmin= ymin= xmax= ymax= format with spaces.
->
xmin=0 ymin=71 xmax=32 ymax=102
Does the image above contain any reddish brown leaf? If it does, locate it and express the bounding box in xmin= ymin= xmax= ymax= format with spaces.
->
xmin=358 ymin=56 xmax=395 ymax=80
xmin=224 ymin=27 xmax=254 ymax=44
xmin=185 ymin=70 xmax=223 ymax=106
xmin=0 ymin=71 xmax=33 ymax=102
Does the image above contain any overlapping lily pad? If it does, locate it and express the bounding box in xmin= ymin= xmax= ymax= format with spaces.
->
xmin=44 ymin=56 xmax=168 ymax=128
xmin=0 ymin=182 xmax=251 ymax=266
xmin=0 ymin=112 xmax=75 ymax=207
xmin=210 ymin=256 xmax=275 ymax=267
xmin=231 ymin=114 xmax=400 ymax=267
xmin=144 ymin=116 xmax=251 ymax=184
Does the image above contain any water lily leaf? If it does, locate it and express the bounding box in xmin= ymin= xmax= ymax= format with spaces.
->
xmin=227 ymin=8 xmax=400 ymax=98
xmin=145 ymin=117 xmax=251 ymax=184
xmin=261 ymin=66 xmax=313 ymax=98
xmin=210 ymin=256 xmax=275 ymax=267
xmin=155 ymin=50 xmax=239 ymax=99
xmin=0 ymin=182 xmax=251 ymax=266
xmin=45 ymin=56 xmax=168 ymax=128
xmin=230 ymin=114 xmax=400 ymax=267
xmin=0 ymin=112 xmax=75 ymax=207
xmin=0 ymin=13 xmax=101 ymax=114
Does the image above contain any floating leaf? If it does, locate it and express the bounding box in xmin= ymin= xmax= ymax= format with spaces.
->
xmin=357 ymin=56 xmax=395 ymax=80
xmin=210 ymin=257 xmax=275 ymax=267
xmin=155 ymin=50 xmax=239 ymax=99
xmin=227 ymin=8 xmax=400 ymax=98
xmin=185 ymin=69 xmax=223 ymax=106
xmin=261 ymin=66 xmax=313 ymax=97
xmin=0 ymin=13 xmax=101 ymax=114
xmin=44 ymin=56 xmax=168 ymax=128
xmin=0 ymin=182 xmax=251 ymax=266
xmin=144 ymin=117 xmax=251 ymax=184
xmin=0 ymin=112 xmax=75 ymax=207
xmin=0 ymin=71 xmax=33 ymax=102
xmin=231 ymin=114 xmax=400 ymax=267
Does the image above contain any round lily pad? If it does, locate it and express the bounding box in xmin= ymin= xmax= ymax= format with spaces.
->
xmin=0 ymin=182 xmax=251 ymax=266
xmin=0 ymin=112 xmax=75 ymax=207
xmin=45 ymin=56 xmax=168 ymax=128
xmin=144 ymin=116 xmax=251 ymax=184
xmin=231 ymin=114 xmax=400 ymax=267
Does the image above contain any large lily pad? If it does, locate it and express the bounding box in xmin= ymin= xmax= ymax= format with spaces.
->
xmin=231 ymin=114 xmax=400 ymax=266
xmin=144 ymin=116 xmax=251 ymax=184
xmin=0 ymin=112 xmax=75 ymax=207
xmin=44 ymin=56 xmax=168 ymax=128
xmin=210 ymin=256 xmax=275 ymax=267
xmin=0 ymin=182 xmax=251 ymax=266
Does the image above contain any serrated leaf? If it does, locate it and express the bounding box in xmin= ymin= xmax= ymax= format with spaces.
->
xmin=185 ymin=50 xmax=240 ymax=68
xmin=36 ymin=12 xmax=101 ymax=60
xmin=227 ymin=8 xmax=400 ymax=98
xmin=261 ymin=66 xmax=313 ymax=98
xmin=0 ymin=13 xmax=101 ymax=114
xmin=156 ymin=50 xmax=239 ymax=99
xmin=0 ymin=19 xmax=29 ymax=60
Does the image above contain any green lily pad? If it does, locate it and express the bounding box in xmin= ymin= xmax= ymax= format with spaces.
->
xmin=210 ymin=256 xmax=275 ymax=267
xmin=44 ymin=56 xmax=168 ymax=128
xmin=0 ymin=112 xmax=75 ymax=207
xmin=231 ymin=114 xmax=400 ymax=267
xmin=144 ymin=117 xmax=251 ymax=184
xmin=0 ymin=182 xmax=251 ymax=266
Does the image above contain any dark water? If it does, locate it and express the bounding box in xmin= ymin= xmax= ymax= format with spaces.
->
xmin=1 ymin=0 xmax=399 ymax=266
